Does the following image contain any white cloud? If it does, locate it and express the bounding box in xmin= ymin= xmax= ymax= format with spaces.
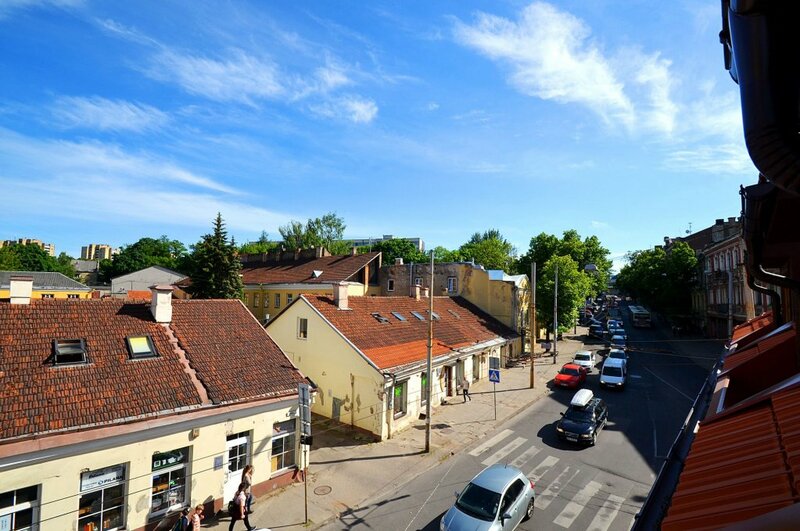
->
xmin=146 ymin=49 xmax=284 ymax=104
xmin=51 ymin=96 xmax=169 ymax=132
xmin=309 ymin=96 xmax=378 ymax=123
xmin=664 ymin=142 xmax=754 ymax=174
xmin=685 ymin=91 xmax=743 ymax=141
xmin=427 ymin=102 xmax=440 ymax=111
xmin=0 ymin=0 xmax=82 ymax=19
xmin=590 ymin=220 xmax=609 ymax=229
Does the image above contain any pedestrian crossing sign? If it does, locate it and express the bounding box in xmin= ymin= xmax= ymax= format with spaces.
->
xmin=489 ymin=369 xmax=500 ymax=383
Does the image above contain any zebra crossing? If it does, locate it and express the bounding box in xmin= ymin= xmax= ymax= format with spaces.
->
xmin=467 ymin=430 xmax=635 ymax=530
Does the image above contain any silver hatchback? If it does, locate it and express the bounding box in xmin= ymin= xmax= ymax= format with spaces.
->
xmin=440 ymin=464 xmax=535 ymax=531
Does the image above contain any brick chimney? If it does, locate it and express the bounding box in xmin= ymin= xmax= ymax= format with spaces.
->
xmin=9 ymin=275 xmax=33 ymax=305
xmin=412 ymin=285 xmax=421 ymax=300
xmin=150 ymin=285 xmax=174 ymax=323
xmin=333 ymin=281 xmax=349 ymax=310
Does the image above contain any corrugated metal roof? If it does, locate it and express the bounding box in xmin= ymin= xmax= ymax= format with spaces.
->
xmin=0 ymin=271 xmax=91 ymax=291
xmin=722 ymin=321 xmax=793 ymax=372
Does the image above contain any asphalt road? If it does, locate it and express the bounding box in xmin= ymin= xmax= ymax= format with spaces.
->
xmin=321 ymin=308 xmax=721 ymax=531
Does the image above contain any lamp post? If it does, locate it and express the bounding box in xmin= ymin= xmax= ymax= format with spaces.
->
xmin=553 ymin=264 xmax=558 ymax=364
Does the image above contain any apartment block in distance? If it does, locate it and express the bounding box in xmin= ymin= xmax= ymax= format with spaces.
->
xmin=81 ymin=243 xmax=116 ymax=261
xmin=1 ymin=238 xmax=56 ymax=256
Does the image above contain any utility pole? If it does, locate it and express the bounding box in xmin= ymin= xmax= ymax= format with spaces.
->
xmin=553 ymin=264 xmax=558 ymax=364
xmin=425 ymin=250 xmax=433 ymax=453
xmin=529 ymin=262 xmax=536 ymax=388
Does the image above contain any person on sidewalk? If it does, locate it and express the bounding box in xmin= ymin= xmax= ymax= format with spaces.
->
xmin=229 ymin=482 xmax=254 ymax=531
xmin=171 ymin=508 xmax=190 ymax=531
xmin=462 ymin=376 xmax=471 ymax=402
xmin=241 ymin=464 xmax=255 ymax=514
xmin=190 ymin=505 xmax=204 ymax=531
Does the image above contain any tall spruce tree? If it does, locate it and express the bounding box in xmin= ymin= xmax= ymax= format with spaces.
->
xmin=189 ymin=214 xmax=243 ymax=299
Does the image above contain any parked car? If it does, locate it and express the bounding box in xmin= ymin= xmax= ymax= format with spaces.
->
xmin=556 ymin=389 xmax=608 ymax=446
xmin=600 ymin=358 xmax=627 ymax=389
xmin=589 ymin=324 xmax=605 ymax=340
xmin=572 ymin=350 xmax=596 ymax=373
xmin=554 ymin=363 xmax=588 ymax=389
xmin=607 ymin=348 xmax=628 ymax=365
xmin=610 ymin=334 xmax=627 ymax=350
xmin=440 ymin=464 xmax=535 ymax=531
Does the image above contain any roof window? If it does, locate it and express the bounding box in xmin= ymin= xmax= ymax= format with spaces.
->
xmin=411 ymin=311 xmax=426 ymax=321
xmin=427 ymin=311 xmax=440 ymax=320
xmin=51 ymin=338 xmax=88 ymax=366
xmin=371 ymin=312 xmax=390 ymax=324
xmin=447 ymin=309 xmax=461 ymax=319
xmin=126 ymin=335 xmax=159 ymax=359
xmin=391 ymin=311 xmax=406 ymax=321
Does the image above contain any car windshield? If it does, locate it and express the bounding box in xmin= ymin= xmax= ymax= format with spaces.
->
xmin=609 ymin=351 xmax=625 ymax=359
xmin=564 ymin=408 xmax=593 ymax=422
xmin=575 ymin=354 xmax=590 ymax=361
xmin=455 ymin=482 xmax=501 ymax=521
xmin=559 ymin=367 xmax=581 ymax=376
xmin=603 ymin=366 xmax=623 ymax=377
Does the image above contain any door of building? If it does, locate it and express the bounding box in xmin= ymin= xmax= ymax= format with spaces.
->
xmin=224 ymin=431 xmax=250 ymax=502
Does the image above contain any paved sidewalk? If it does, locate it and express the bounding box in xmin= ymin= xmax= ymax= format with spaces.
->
xmin=205 ymin=332 xmax=591 ymax=530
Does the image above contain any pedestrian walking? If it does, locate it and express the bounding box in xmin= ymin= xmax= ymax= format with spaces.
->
xmin=462 ymin=376 xmax=471 ymax=402
xmin=171 ymin=508 xmax=190 ymax=531
xmin=242 ymin=464 xmax=255 ymax=513
xmin=190 ymin=505 xmax=204 ymax=531
xmin=229 ymin=482 xmax=255 ymax=531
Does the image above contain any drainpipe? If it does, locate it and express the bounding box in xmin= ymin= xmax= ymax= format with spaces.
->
xmin=382 ymin=372 xmax=396 ymax=440
xmin=746 ymin=267 xmax=782 ymax=324
xmin=727 ymin=269 xmax=734 ymax=338
xmin=350 ymin=373 xmax=355 ymax=430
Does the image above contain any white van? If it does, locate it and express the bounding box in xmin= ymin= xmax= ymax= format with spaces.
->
xmin=600 ymin=358 xmax=627 ymax=389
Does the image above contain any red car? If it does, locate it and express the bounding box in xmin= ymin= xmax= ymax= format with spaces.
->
xmin=554 ymin=363 xmax=588 ymax=389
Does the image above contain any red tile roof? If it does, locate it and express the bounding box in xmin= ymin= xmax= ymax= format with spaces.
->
xmin=302 ymin=295 xmax=518 ymax=370
xmin=662 ymin=381 xmax=800 ymax=530
xmin=0 ymin=298 xmax=306 ymax=442
xmin=241 ymin=252 xmax=380 ymax=285
xmin=729 ymin=311 xmax=776 ymax=351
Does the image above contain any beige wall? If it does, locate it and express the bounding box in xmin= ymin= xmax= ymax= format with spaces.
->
xmin=244 ymin=283 xmax=368 ymax=323
xmin=0 ymin=401 xmax=300 ymax=531
xmin=0 ymin=289 xmax=91 ymax=299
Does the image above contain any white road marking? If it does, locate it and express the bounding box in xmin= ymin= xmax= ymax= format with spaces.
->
xmin=629 ymin=374 xmax=642 ymax=379
xmin=554 ymin=480 xmax=602 ymax=528
xmin=481 ymin=437 xmax=527 ymax=466
xmin=643 ymin=366 xmax=694 ymax=401
xmin=529 ymin=455 xmax=559 ymax=483
xmin=587 ymin=494 xmax=626 ymax=531
xmin=535 ymin=466 xmax=579 ymax=511
xmin=468 ymin=429 xmax=513 ymax=456
xmin=509 ymin=445 xmax=541 ymax=469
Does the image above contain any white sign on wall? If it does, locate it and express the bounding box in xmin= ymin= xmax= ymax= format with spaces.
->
xmin=80 ymin=464 xmax=124 ymax=492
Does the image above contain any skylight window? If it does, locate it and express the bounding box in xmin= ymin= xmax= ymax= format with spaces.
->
xmin=428 ymin=311 xmax=440 ymax=320
xmin=391 ymin=311 xmax=406 ymax=321
xmin=126 ymin=335 xmax=159 ymax=359
xmin=52 ymin=338 xmax=88 ymax=366
xmin=411 ymin=311 xmax=426 ymax=321
xmin=371 ymin=312 xmax=390 ymax=324
xmin=447 ymin=309 xmax=461 ymax=319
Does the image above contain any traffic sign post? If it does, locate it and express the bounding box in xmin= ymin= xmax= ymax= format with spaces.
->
xmin=489 ymin=369 xmax=500 ymax=420
xmin=298 ymin=383 xmax=311 ymax=524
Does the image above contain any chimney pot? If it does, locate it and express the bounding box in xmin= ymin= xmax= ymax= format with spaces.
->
xmin=413 ymin=285 xmax=421 ymax=300
xmin=422 ymin=287 xmax=430 ymax=298
xmin=395 ymin=257 xmax=404 ymax=265
xmin=334 ymin=282 xmax=349 ymax=310
xmin=150 ymin=285 xmax=174 ymax=323
xmin=9 ymin=275 xmax=33 ymax=305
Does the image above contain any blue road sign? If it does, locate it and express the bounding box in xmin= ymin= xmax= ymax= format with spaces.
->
xmin=489 ymin=369 xmax=500 ymax=383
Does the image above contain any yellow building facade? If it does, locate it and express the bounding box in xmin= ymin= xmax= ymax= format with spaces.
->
xmin=0 ymin=271 xmax=92 ymax=299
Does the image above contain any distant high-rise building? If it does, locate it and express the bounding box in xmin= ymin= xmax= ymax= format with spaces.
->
xmin=81 ymin=244 xmax=115 ymax=261
xmin=1 ymin=238 xmax=56 ymax=256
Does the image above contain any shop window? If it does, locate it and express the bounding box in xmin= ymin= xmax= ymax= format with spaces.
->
xmin=271 ymin=420 xmax=297 ymax=472
xmin=0 ymin=485 xmax=38 ymax=531
xmin=78 ymin=464 xmax=126 ymax=531
xmin=393 ymin=381 xmax=407 ymax=418
xmin=150 ymin=447 xmax=189 ymax=518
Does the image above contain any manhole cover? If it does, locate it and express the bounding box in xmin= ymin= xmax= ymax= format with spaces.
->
xmin=314 ymin=485 xmax=332 ymax=496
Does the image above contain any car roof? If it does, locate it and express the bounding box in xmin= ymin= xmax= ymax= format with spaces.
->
xmin=603 ymin=357 xmax=625 ymax=367
xmin=609 ymin=348 xmax=626 ymax=355
xmin=562 ymin=363 xmax=582 ymax=370
xmin=611 ymin=334 xmax=625 ymax=340
xmin=470 ymin=464 xmax=524 ymax=491
xmin=575 ymin=350 xmax=592 ymax=356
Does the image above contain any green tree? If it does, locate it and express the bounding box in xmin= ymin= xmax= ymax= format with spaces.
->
xmin=370 ymin=239 xmax=428 ymax=265
xmin=279 ymin=212 xmax=348 ymax=253
xmin=432 ymin=246 xmax=462 ymax=263
xmin=536 ymin=255 xmax=591 ymax=338
xmin=0 ymin=246 xmax=21 ymax=270
xmin=99 ymin=236 xmax=188 ymax=281
xmin=239 ymin=231 xmax=278 ymax=255
xmin=5 ymin=244 xmax=76 ymax=278
xmin=188 ymin=213 xmax=243 ymax=299
xmin=458 ymin=229 xmax=517 ymax=271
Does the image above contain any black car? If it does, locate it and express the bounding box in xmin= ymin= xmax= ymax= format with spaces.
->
xmin=556 ymin=389 xmax=608 ymax=446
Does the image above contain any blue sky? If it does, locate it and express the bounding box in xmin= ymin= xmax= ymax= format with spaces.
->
xmin=0 ymin=1 xmax=752 ymax=271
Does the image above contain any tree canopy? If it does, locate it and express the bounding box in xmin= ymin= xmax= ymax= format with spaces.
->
xmin=239 ymin=231 xmax=278 ymax=255
xmin=370 ymin=238 xmax=428 ymax=265
xmin=99 ymin=236 xmax=188 ymax=282
xmin=0 ymin=244 xmax=76 ymax=278
xmin=536 ymin=255 xmax=591 ymax=337
xmin=458 ymin=229 xmax=516 ymax=271
xmin=187 ymin=214 xmax=243 ymax=299
xmin=278 ymin=212 xmax=349 ymax=254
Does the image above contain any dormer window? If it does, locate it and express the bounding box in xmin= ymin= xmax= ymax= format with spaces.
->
xmin=126 ymin=335 xmax=158 ymax=359
xmin=52 ymin=338 xmax=88 ymax=366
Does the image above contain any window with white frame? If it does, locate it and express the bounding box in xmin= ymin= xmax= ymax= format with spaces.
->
xmin=150 ymin=447 xmax=189 ymax=517
xmin=414 ymin=277 xmax=422 ymax=286
xmin=253 ymin=293 xmax=260 ymax=308
xmin=263 ymin=295 xmax=269 ymax=308
xmin=78 ymin=464 xmax=126 ymax=531
xmin=0 ymin=485 xmax=38 ymax=531
xmin=226 ymin=431 xmax=250 ymax=476
xmin=387 ymin=279 xmax=395 ymax=292
xmin=447 ymin=277 xmax=457 ymax=293
xmin=68 ymin=294 xmax=80 ymax=299
xmin=298 ymin=318 xmax=308 ymax=339
xmin=41 ymin=293 xmax=54 ymax=299
xmin=271 ymin=420 xmax=296 ymax=472
xmin=287 ymin=294 xmax=293 ymax=304
xmin=393 ymin=380 xmax=407 ymax=418
xmin=274 ymin=293 xmax=281 ymax=308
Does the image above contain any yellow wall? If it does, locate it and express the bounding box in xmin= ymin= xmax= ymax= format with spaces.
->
xmin=0 ymin=402 xmax=299 ymax=531
xmin=0 ymin=289 xmax=91 ymax=299
xmin=243 ymin=283 xmax=368 ymax=323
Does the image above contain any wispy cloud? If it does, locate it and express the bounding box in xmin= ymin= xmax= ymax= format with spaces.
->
xmin=427 ymin=102 xmax=440 ymax=111
xmin=664 ymin=142 xmax=754 ymax=174
xmin=51 ymin=96 xmax=169 ymax=132
xmin=590 ymin=220 xmax=609 ymax=229
xmin=453 ymin=2 xmax=682 ymax=135
xmin=308 ymin=95 xmax=378 ymax=123
xmin=0 ymin=0 xmax=83 ymax=19
xmin=146 ymin=49 xmax=284 ymax=105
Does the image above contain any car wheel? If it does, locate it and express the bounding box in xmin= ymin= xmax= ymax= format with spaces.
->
xmin=523 ymin=498 xmax=534 ymax=521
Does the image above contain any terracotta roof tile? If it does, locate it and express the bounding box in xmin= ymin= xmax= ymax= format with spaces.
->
xmin=0 ymin=298 xmax=306 ymax=442
xmin=729 ymin=311 xmax=776 ymax=351
xmin=304 ymin=295 xmax=517 ymax=370
xmin=241 ymin=253 xmax=380 ymax=285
